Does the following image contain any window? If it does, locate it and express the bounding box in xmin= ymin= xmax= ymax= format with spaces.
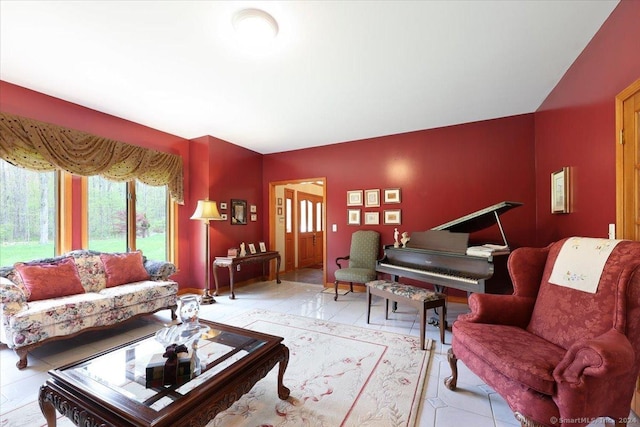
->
xmin=285 ymin=197 xmax=292 ymax=234
xmin=0 ymin=161 xmax=57 ymax=266
xmin=87 ymin=176 xmax=127 ymax=252
xmin=86 ymin=176 xmax=169 ymax=260
xmin=134 ymin=181 xmax=167 ymax=260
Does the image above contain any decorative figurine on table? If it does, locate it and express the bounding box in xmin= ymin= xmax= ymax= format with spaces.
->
xmin=393 ymin=228 xmax=400 ymax=248
xmin=240 ymin=242 xmax=246 ymax=257
xmin=401 ymin=232 xmax=410 ymax=248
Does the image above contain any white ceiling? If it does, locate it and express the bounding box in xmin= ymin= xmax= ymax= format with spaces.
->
xmin=0 ymin=1 xmax=619 ymax=154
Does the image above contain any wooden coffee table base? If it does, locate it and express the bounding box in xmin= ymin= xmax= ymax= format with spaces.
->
xmin=39 ymin=344 xmax=290 ymax=427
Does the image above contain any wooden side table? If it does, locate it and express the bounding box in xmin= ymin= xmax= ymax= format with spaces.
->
xmin=213 ymin=251 xmax=281 ymax=299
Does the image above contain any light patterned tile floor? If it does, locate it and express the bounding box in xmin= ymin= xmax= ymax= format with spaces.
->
xmin=1 ymin=280 xmax=639 ymax=427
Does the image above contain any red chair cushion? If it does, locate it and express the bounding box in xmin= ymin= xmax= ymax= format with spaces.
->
xmin=453 ymin=321 xmax=565 ymax=395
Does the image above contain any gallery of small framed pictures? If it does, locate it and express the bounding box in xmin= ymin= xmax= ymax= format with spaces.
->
xmin=346 ymin=188 xmax=401 ymax=226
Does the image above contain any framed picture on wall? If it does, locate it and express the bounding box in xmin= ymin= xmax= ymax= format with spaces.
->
xmin=231 ymin=199 xmax=247 ymax=225
xmin=364 ymin=211 xmax=379 ymax=225
xmin=364 ymin=189 xmax=380 ymax=207
xmin=384 ymin=188 xmax=401 ymax=204
xmin=383 ymin=209 xmax=401 ymax=225
xmin=347 ymin=190 xmax=363 ymax=206
xmin=347 ymin=209 xmax=361 ymax=225
xmin=551 ymin=167 xmax=570 ymax=214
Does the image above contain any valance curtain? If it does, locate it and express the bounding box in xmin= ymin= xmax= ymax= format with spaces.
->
xmin=0 ymin=112 xmax=184 ymax=204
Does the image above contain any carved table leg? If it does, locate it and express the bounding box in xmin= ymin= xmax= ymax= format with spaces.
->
xmin=212 ymin=263 xmax=221 ymax=297
xmin=228 ymin=265 xmax=236 ymax=299
xmin=39 ymin=385 xmax=57 ymax=427
xmin=275 ymin=255 xmax=282 ymax=284
xmin=444 ymin=347 xmax=458 ymax=390
xmin=277 ymin=345 xmax=291 ymax=400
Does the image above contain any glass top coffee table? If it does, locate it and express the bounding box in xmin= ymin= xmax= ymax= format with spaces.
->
xmin=38 ymin=319 xmax=290 ymax=427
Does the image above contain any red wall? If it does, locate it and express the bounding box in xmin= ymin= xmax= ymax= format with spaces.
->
xmin=263 ymin=115 xmax=537 ymax=285
xmin=534 ymin=0 xmax=640 ymax=245
xmin=189 ymin=136 xmax=264 ymax=289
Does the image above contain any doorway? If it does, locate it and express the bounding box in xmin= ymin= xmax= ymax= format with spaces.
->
xmin=269 ymin=178 xmax=326 ymax=286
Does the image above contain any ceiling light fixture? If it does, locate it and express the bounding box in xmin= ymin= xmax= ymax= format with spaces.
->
xmin=232 ymin=8 xmax=279 ymax=47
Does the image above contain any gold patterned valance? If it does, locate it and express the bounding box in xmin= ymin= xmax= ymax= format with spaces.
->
xmin=0 ymin=112 xmax=184 ymax=204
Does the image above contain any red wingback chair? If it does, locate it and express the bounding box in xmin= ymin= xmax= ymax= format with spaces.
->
xmin=445 ymin=237 xmax=640 ymax=427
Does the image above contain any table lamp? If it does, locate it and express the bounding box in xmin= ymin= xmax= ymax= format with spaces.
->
xmin=190 ymin=199 xmax=223 ymax=304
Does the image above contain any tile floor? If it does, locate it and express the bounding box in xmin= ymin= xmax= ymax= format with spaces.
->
xmin=1 ymin=279 xmax=638 ymax=427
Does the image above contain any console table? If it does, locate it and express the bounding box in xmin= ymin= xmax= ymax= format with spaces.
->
xmin=213 ymin=251 xmax=281 ymax=299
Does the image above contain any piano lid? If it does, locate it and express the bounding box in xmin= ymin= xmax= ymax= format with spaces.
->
xmin=431 ymin=201 xmax=522 ymax=234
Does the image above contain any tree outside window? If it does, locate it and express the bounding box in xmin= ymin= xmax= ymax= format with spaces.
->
xmin=0 ymin=161 xmax=56 ymax=266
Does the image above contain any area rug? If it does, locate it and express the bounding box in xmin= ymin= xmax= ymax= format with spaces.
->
xmin=1 ymin=309 xmax=432 ymax=427
xmin=210 ymin=309 xmax=432 ymax=426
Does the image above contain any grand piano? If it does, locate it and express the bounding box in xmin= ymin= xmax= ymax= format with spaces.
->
xmin=376 ymin=201 xmax=522 ymax=295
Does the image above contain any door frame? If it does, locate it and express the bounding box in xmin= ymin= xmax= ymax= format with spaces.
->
xmin=615 ymin=78 xmax=640 ymax=415
xmin=615 ymin=77 xmax=640 ymax=240
xmin=268 ymin=177 xmax=327 ymax=285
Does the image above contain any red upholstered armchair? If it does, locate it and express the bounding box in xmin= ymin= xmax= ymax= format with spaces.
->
xmin=445 ymin=237 xmax=640 ymax=427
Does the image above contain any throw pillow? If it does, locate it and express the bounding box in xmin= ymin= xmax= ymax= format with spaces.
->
xmin=100 ymin=251 xmax=150 ymax=288
xmin=15 ymin=257 xmax=85 ymax=302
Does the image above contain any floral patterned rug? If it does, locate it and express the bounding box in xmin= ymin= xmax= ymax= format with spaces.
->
xmin=210 ymin=309 xmax=433 ymax=427
xmin=1 ymin=309 xmax=432 ymax=427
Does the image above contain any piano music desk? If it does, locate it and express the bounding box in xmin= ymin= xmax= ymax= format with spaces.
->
xmin=366 ymin=280 xmax=446 ymax=348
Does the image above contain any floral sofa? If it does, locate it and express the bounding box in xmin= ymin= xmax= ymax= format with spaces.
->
xmin=0 ymin=249 xmax=178 ymax=369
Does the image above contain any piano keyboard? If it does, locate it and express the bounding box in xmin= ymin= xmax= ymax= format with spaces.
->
xmin=378 ymin=263 xmax=481 ymax=285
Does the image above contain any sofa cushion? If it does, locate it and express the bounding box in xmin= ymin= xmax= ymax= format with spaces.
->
xmin=6 ymin=292 xmax=114 ymax=331
xmin=98 ymin=280 xmax=178 ymax=308
xmin=73 ymin=253 xmax=107 ymax=293
xmin=100 ymin=251 xmax=149 ymax=288
xmin=453 ymin=321 xmax=565 ymax=395
xmin=15 ymin=257 xmax=85 ymax=302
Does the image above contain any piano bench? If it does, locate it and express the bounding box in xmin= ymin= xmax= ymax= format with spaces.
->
xmin=366 ymin=280 xmax=447 ymax=347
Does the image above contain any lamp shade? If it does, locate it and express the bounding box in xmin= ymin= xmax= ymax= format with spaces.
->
xmin=190 ymin=199 xmax=223 ymax=221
